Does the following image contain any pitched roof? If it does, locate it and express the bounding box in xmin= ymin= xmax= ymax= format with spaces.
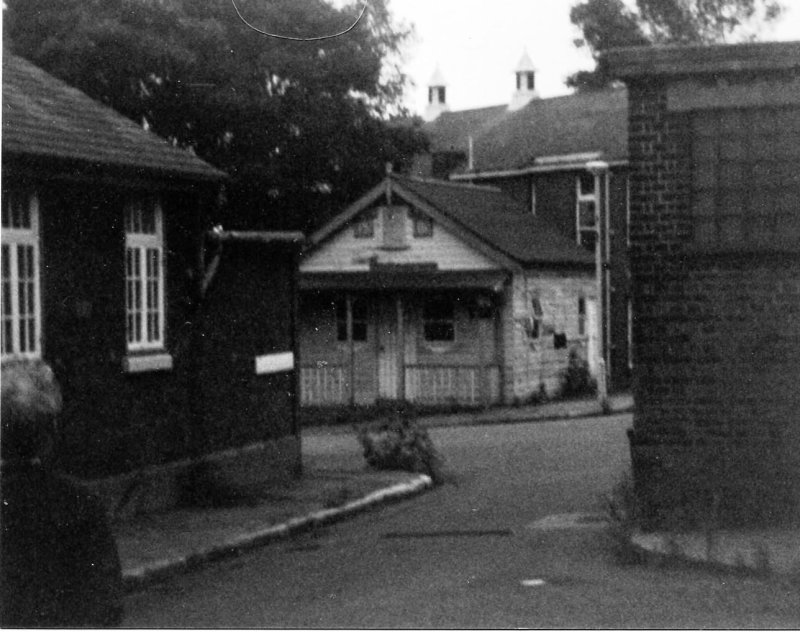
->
xmin=392 ymin=175 xmax=594 ymax=267
xmin=2 ymin=54 xmax=225 ymax=182
xmin=425 ymin=88 xmax=628 ymax=174
xmin=423 ymin=104 xmax=508 ymax=154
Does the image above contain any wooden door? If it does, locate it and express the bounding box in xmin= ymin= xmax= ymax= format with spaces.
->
xmin=377 ymin=296 xmax=401 ymax=400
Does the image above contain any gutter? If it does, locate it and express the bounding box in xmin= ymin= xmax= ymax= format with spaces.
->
xmin=450 ymin=156 xmax=628 ymax=181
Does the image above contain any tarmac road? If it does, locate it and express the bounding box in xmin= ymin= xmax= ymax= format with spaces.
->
xmin=124 ymin=414 xmax=800 ymax=628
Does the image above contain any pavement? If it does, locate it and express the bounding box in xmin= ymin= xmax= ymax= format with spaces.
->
xmin=113 ymin=392 xmax=800 ymax=592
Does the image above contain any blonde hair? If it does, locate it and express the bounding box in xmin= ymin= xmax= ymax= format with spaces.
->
xmin=1 ymin=360 xmax=62 ymax=462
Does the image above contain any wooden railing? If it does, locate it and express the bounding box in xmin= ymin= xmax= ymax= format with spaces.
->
xmin=300 ymin=364 xmax=347 ymax=406
xmin=405 ymin=364 xmax=500 ymax=406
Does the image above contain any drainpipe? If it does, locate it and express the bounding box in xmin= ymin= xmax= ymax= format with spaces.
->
xmin=586 ymin=160 xmax=609 ymax=409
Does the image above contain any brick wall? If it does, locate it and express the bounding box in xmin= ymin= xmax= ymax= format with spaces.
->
xmin=501 ymin=269 xmax=595 ymax=402
xmin=627 ymin=79 xmax=800 ymax=525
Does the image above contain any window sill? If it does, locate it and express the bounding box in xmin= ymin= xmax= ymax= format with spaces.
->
xmin=123 ymin=353 xmax=173 ymax=374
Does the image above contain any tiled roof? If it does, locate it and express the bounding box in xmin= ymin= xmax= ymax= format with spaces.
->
xmin=2 ymin=54 xmax=224 ymax=182
xmin=393 ymin=175 xmax=594 ymax=267
xmin=425 ymin=88 xmax=628 ymax=173
xmin=423 ymin=104 xmax=508 ymax=154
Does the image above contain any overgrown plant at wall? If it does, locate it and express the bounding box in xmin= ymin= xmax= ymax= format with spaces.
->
xmin=355 ymin=409 xmax=446 ymax=484
xmin=560 ymin=348 xmax=597 ymax=398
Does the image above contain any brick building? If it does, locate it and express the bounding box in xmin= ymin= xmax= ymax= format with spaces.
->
xmin=298 ymin=174 xmax=597 ymax=407
xmin=606 ymin=41 xmax=800 ymax=525
xmin=417 ymin=56 xmax=633 ymax=390
xmin=2 ymin=55 xmax=303 ymax=512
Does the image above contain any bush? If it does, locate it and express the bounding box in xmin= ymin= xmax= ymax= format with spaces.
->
xmin=355 ymin=415 xmax=445 ymax=484
xmin=560 ymin=348 xmax=596 ymax=398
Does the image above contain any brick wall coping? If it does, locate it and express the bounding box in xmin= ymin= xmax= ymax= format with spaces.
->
xmin=604 ymin=40 xmax=800 ymax=79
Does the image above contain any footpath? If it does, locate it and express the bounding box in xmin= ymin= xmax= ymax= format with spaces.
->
xmin=116 ymin=394 xmax=632 ymax=591
xmin=114 ymin=393 xmax=800 ymax=591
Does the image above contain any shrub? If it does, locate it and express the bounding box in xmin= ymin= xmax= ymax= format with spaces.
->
xmin=560 ymin=348 xmax=596 ymax=398
xmin=355 ymin=415 xmax=445 ymax=484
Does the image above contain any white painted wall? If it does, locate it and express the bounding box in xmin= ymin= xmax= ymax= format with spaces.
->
xmin=301 ymin=205 xmax=500 ymax=272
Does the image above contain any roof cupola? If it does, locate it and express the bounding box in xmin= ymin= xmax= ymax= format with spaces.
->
xmin=509 ymin=50 xmax=538 ymax=111
xmin=424 ymin=66 xmax=450 ymax=122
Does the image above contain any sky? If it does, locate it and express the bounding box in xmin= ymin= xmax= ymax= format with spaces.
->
xmin=388 ymin=0 xmax=800 ymax=115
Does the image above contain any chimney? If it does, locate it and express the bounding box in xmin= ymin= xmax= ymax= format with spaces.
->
xmin=509 ymin=50 xmax=538 ymax=111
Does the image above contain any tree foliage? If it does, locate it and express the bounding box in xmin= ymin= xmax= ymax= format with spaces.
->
xmin=568 ymin=0 xmax=784 ymax=89
xmin=5 ymin=0 xmax=428 ymax=230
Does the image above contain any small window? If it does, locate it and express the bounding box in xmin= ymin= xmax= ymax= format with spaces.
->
xmin=125 ymin=197 xmax=165 ymax=352
xmin=578 ymin=296 xmax=586 ymax=336
xmin=423 ymin=296 xmax=455 ymax=342
xmin=335 ymin=297 xmax=368 ymax=342
xmin=353 ymin=214 xmax=374 ymax=239
xmin=576 ymin=174 xmax=598 ymax=251
xmin=413 ymin=214 xmax=433 ymax=238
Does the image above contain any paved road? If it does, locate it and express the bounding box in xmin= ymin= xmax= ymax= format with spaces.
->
xmin=124 ymin=414 xmax=800 ymax=628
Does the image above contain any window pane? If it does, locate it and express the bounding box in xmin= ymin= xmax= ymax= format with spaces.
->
xmin=353 ymin=216 xmax=374 ymax=238
xmin=578 ymin=173 xmax=595 ymax=196
xmin=580 ymin=230 xmax=597 ymax=252
xmin=424 ymin=321 xmax=454 ymax=342
xmin=578 ymin=200 xmax=596 ymax=227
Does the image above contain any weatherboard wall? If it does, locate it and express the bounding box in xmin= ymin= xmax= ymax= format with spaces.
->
xmin=300 ymin=205 xmax=500 ymax=273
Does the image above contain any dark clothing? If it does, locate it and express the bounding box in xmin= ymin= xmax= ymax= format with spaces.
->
xmin=0 ymin=463 xmax=124 ymax=628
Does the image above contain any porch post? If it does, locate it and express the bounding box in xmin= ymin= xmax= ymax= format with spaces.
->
xmin=347 ymin=293 xmax=355 ymax=406
xmin=396 ymin=295 xmax=406 ymax=401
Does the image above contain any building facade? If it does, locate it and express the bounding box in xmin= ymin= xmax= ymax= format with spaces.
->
xmin=298 ymin=174 xmax=598 ymax=408
xmin=607 ymin=41 xmax=800 ymax=525
xmin=2 ymin=55 xmax=303 ymax=503
xmin=417 ymin=59 xmax=632 ymax=390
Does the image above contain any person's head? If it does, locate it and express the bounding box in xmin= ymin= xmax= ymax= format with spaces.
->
xmin=1 ymin=360 xmax=62 ymax=463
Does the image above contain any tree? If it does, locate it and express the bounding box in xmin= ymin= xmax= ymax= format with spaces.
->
xmin=4 ymin=0 xmax=428 ymax=231
xmin=568 ymin=0 xmax=784 ymax=89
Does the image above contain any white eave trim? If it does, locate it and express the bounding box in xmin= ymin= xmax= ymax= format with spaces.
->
xmin=451 ymin=155 xmax=628 ymax=181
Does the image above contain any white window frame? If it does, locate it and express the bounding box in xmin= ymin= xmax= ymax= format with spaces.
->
xmin=125 ymin=197 xmax=166 ymax=353
xmin=576 ymin=173 xmax=599 ymax=248
xmin=1 ymin=191 xmax=42 ymax=360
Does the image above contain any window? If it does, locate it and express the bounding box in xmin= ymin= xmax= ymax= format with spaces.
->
xmin=576 ymin=173 xmax=598 ymax=252
xmin=125 ymin=197 xmax=165 ymax=352
xmin=412 ymin=213 xmax=433 ymax=238
xmin=692 ymin=106 xmax=800 ymax=248
xmin=423 ymin=296 xmax=455 ymax=342
xmin=578 ymin=296 xmax=586 ymax=336
xmin=335 ymin=297 xmax=367 ymax=342
xmin=1 ymin=191 xmax=41 ymax=359
xmin=353 ymin=213 xmax=374 ymax=239
xmin=429 ymin=86 xmax=446 ymax=105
